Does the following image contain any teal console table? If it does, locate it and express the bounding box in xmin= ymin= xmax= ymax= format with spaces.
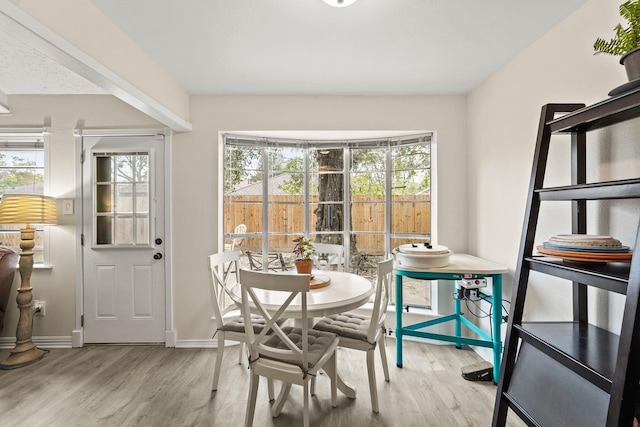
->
xmin=395 ymin=254 xmax=508 ymax=383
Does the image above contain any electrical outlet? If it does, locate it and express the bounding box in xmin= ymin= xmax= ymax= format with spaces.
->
xmin=33 ymin=300 xmax=45 ymax=316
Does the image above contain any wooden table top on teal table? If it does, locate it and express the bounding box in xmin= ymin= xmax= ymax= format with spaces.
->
xmin=394 ymin=253 xmax=508 ymax=383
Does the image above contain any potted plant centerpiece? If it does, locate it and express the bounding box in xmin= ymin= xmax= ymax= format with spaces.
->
xmin=292 ymin=236 xmax=315 ymax=274
xmin=594 ymin=0 xmax=640 ymax=87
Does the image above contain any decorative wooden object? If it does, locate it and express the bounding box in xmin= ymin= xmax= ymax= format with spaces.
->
xmin=0 ymin=194 xmax=57 ymax=370
xmin=310 ymin=274 xmax=331 ymax=290
xmin=0 ymin=226 xmax=45 ymax=369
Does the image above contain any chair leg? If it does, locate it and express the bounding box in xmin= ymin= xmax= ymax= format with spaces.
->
xmin=310 ymin=376 xmax=316 ymax=396
xmin=238 ymin=342 xmax=245 ymax=365
xmin=211 ymin=331 xmax=225 ymax=391
xmin=366 ymin=349 xmax=379 ymax=413
xmin=329 ymin=353 xmax=337 ymax=408
xmin=267 ymin=379 xmax=275 ymax=402
xmin=303 ymin=380 xmax=310 ymax=427
xmin=245 ymin=371 xmax=259 ymax=427
xmin=271 ymin=382 xmax=291 ymax=417
xmin=379 ymin=335 xmax=390 ymax=382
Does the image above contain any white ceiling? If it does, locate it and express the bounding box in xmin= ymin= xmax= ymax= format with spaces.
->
xmin=0 ymin=0 xmax=589 ymax=96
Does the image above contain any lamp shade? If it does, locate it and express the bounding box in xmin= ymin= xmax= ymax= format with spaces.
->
xmin=0 ymin=194 xmax=58 ymax=225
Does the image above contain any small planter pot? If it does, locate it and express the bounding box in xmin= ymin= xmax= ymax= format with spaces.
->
xmin=621 ymin=47 xmax=640 ymax=81
xmin=294 ymin=260 xmax=314 ymax=274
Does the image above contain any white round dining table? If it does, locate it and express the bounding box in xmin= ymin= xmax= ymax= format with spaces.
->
xmin=230 ymin=270 xmax=374 ymax=319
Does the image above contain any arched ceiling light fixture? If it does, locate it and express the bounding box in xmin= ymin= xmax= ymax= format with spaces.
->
xmin=323 ymin=0 xmax=358 ymax=7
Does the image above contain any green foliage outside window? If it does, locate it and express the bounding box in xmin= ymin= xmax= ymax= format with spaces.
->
xmin=0 ymin=152 xmax=44 ymax=195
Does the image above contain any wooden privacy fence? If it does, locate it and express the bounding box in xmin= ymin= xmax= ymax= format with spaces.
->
xmin=224 ymin=195 xmax=430 ymax=253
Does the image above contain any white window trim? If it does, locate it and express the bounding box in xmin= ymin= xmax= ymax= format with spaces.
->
xmin=221 ymin=132 xmax=435 ymax=309
xmin=0 ymin=127 xmax=53 ymax=267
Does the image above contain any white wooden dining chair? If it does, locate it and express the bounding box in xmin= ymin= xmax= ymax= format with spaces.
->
xmin=238 ymin=268 xmax=339 ymax=427
xmin=311 ymin=258 xmax=393 ymax=413
xmin=208 ymin=251 xmax=277 ymax=399
xmin=312 ymin=243 xmax=344 ymax=272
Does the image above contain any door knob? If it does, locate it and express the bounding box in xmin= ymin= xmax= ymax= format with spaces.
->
xmin=155 ymin=238 xmax=163 ymax=245
xmin=154 ymin=253 xmax=163 ymax=260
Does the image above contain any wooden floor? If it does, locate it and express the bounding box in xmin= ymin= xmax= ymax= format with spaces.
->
xmin=0 ymin=340 xmax=526 ymax=427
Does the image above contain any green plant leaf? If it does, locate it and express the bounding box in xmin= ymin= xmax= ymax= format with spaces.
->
xmin=594 ymin=0 xmax=640 ymax=55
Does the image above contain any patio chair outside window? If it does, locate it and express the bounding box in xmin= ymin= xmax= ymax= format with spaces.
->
xmin=311 ymin=243 xmax=344 ymax=272
xmin=224 ymin=223 xmax=247 ymax=252
xmin=245 ymin=250 xmax=289 ymax=271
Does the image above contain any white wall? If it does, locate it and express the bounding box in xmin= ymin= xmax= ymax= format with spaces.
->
xmin=468 ymin=0 xmax=638 ymax=357
xmin=172 ymin=95 xmax=467 ymax=341
xmin=0 ymin=95 xmax=162 ymax=339
xmin=0 ymin=94 xmax=468 ymax=344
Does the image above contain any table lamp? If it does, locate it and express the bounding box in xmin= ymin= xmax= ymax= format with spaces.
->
xmin=0 ymin=194 xmax=57 ymax=369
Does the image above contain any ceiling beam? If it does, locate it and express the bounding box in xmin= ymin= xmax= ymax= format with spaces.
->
xmin=0 ymin=0 xmax=192 ymax=132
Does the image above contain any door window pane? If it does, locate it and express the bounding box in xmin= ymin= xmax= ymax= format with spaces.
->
xmin=93 ymin=153 xmax=150 ymax=246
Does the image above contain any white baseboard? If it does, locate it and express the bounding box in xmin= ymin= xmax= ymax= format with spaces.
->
xmin=165 ymin=330 xmax=177 ymax=347
xmin=175 ymin=339 xmax=241 ymax=349
xmin=72 ymin=329 xmax=83 ymax=348
xmin=0 ymin=335 xmax=73 ymax=349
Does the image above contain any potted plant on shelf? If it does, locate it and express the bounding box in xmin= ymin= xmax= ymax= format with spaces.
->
xmin=594 ymin=0 xmax=640 ymax=84
xmin=292 ymin=236 xmax=315 ymax=274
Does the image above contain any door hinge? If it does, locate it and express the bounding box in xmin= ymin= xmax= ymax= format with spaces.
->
xmin=81 ymin=234 xmax=85 ymax=246
xmin=81 ymin=314 xmax=84 ymax=327
xmin=80 ymin=150 xmax=85 ymax=163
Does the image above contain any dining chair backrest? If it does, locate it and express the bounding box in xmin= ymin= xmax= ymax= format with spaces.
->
xmin=367 ymin=258 xmax=394 ymax=344
xmin=209 ymin=251 xmax=242 ymax=330
xmin=238 ymin=269 xmax=311 ymax=369
xmin=312 ymin=243 xmax=344 ymax=272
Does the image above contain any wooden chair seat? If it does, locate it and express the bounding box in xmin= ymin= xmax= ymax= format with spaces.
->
xmin=313 ymin=312 xmax=373 ymax=343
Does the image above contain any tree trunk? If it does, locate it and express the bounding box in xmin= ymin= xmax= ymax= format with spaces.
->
xmin=313 ymin=149 xmax=356 ymax=253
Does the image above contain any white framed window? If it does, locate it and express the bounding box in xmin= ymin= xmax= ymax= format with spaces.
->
xmin=223 ymin=133 xmax=433 ymax=308
xmin=0 ymin=128 xmax=51 ymax=265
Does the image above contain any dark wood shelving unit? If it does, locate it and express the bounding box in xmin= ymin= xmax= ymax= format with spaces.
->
xmin=492 ymin=93 xmax=640 ymax=426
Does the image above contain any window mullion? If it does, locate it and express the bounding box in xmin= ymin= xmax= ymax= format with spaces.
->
xmin=343 ymin=147 xmax=351 ymax=272
xmin=303 ymin=147 xmax=309 ymax=238
xmin=261 ymin=146 xmax=269 ymax=269
xmin=385 ymin=145 xmax=392 ymax=257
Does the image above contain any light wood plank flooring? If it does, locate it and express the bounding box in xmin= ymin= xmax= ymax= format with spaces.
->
xmin=0 ymin=341 xmax=526 ymax=427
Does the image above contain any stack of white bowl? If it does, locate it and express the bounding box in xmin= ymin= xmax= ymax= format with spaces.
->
xmin=395 ymin=243 xmax=452 ymax=268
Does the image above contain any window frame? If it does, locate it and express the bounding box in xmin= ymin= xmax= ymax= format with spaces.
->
xmin=222 ymin=133 xmax=433 ymax=308
xmin=0 ymin=128 xmax=52 ymax=267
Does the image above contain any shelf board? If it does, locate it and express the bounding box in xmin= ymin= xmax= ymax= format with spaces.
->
xmin=516 ymin=322 xmax=618 ymax=391
xmin=506 ymin=339 xmax=610 ymax=426
xmin=536 ymin=178 xmax=640 ymax=200
xmin=526 ymin=257 xmax=630 ymax=294
xmin=548 ymin=88 xmax=640 ymax=133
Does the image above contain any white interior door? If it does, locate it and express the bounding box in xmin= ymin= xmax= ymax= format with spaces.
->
xmin=81 ymin=132 xmax=166 ymax=343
